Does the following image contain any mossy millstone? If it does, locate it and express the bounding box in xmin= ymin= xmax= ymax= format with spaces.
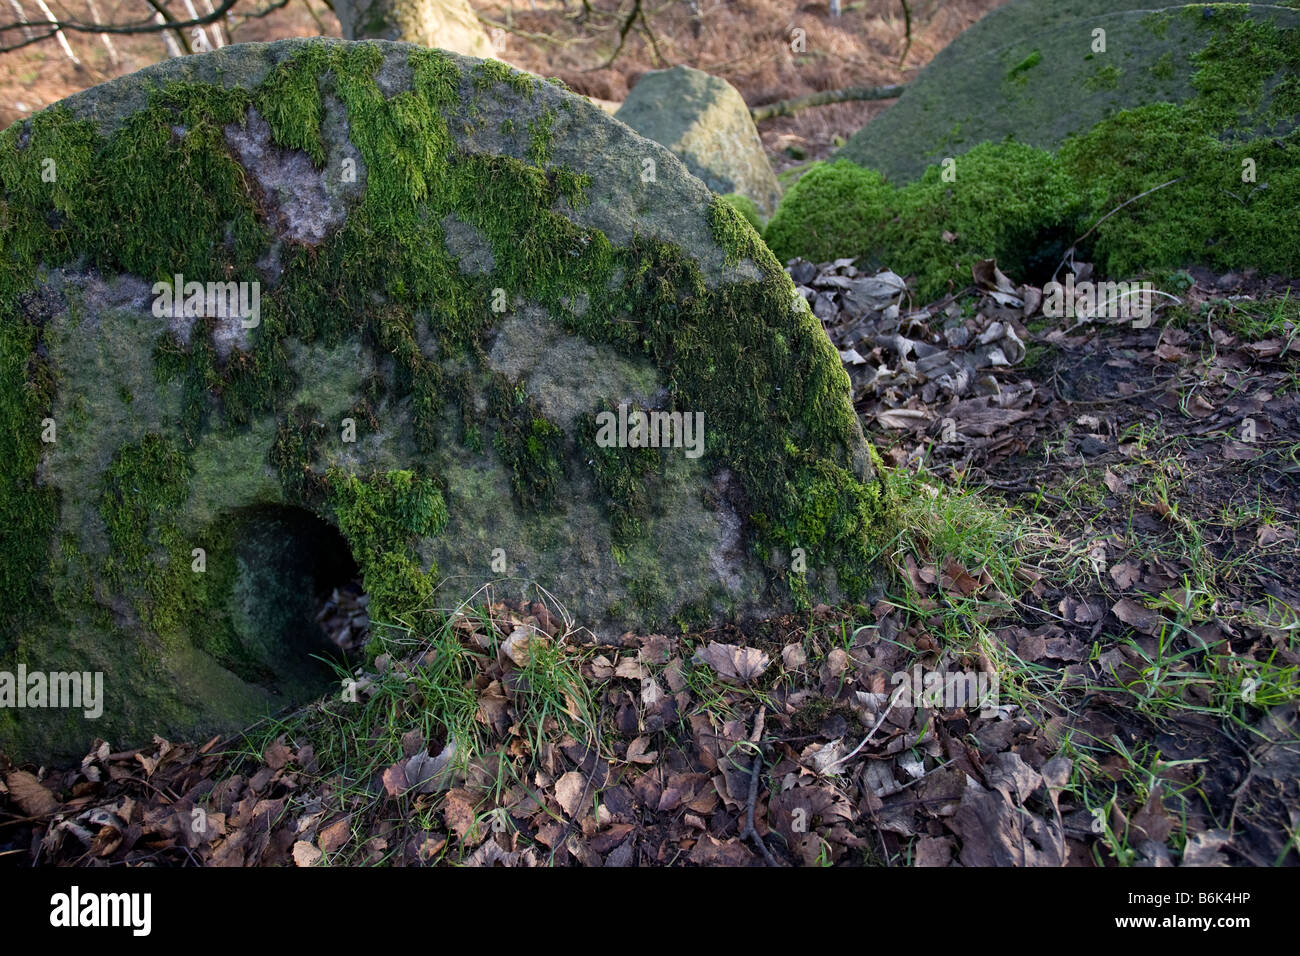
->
xmin=0 ymin=39 xmax=889 ymax=761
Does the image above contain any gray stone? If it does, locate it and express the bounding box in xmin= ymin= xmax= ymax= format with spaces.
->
xmin=836 ymin=1 xmax=1300 ymax=182
xmin=0 ymin=39 xmax=885 ymax=761
xmin=333 ymin=0 xmax=493 ymax=57
xmin=615 ymin=65 xmax=782 ymax=216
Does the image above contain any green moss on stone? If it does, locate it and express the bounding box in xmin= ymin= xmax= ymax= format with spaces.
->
xmin=1184 ymin=4 xmax=1300 ymax=127
xmin=98 ymin=434 xmax=192 ymax=579
xmin=719 ymin=192 xmax=763 ymax=232
xmin=1 ymin=40 xmax=893 ymax=755
xmin=0 ymin=316 xmax=58 ymax=645
xmin=326 ymin=468 xmax=447 ymax=620
xmin=1150 ymin=51 xmax=1177 ymax=81
xmin=472 ymin=58 xmax=537 ymax=99
xmin=270 ymin=404 xmax=329 ymax=506
xmin=576 ymin=405 xmax=661 ymax=549
xmin=527 ymin=110 xmax=555 ymax=167
xmin=1085 ymin=64 xmax=1123 ymax=92
xmin=490 ymin=375 xmax=566 ymax=510
xmin=1007 ymin=50 xmax=1042 ymax=82
xmin=765 ymin=147 xmax=1080 ymax=300
xmin=708 ymin=193 xmax=779 ymax=269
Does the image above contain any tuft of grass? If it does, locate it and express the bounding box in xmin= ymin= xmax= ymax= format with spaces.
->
xmin=222 ymin=591 xmax=599 ymax=865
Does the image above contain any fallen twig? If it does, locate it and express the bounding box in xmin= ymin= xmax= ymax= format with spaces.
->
xmin=750 ymin=84 xmax=905 ymax=123
xmin=824 ymin=684 xmax=907 ymax=773
xmin=1052 ymin=178 xmax=1184 ymax=284
xmin=739 ymin=705 xmax=779 ymax=866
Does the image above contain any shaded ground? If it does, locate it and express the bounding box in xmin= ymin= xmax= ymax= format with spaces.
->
xmin=4 ymin=259 xmax=1295 ymax=868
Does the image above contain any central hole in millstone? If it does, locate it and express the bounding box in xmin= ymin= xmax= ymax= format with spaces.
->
xmin=227 ymin=506 xmax=363 ymax=697
xmin=315 ymin=576 xmax=370 ymax=655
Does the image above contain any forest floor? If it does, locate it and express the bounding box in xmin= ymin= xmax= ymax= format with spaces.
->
xmin=2 ymin=0 xmax=1296 ymax=870
xmin=0 ymin=0 xmax=1004 ymax=165
xmin=4 ymin=258 xmax=1296 ymax=868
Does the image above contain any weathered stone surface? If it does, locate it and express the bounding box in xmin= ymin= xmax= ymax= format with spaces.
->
xmin=836 ymin=1 xmax=1300 ymax=182
xmin=334 ymin=0 xmax=493 ymax=57
xmin=0 ymin=39 xmax=887 ymax=760
xmin=615 ymin=65 xmax=782 ymax=216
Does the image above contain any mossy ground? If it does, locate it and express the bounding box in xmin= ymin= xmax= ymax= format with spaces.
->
xmin=775 ymin=5 xmax=1300 ymax=298
xmin=0 ymin=40 xmax=891 ymax=758
xmin=766 ymin=145 xmax=1081 ymax=300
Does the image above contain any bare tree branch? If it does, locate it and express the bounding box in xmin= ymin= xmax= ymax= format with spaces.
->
xmin=898 ymin=0 xmax=912 ymax=67
xmin=141 ymin=0 xmax=192 ymax=55
xmin=32 ymin=0 xmax=81 ymax=65
xmin=0 ymin=0 xmax=238 ymax=42
xmin=588 ymin=0 xmax=641 ymax=71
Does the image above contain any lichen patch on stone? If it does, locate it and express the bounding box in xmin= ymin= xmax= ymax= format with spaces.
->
xmin=487 ymin=308 xmax=661 ymax=429
xmin=440 ymin=212 xmax=495 ymax=275
xmin=224 ymin=108 xmax=349 ymax=246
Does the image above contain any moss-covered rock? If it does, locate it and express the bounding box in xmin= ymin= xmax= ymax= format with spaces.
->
xmin=769 ymin=4 xmax=1300 ymax=297
xmin=765 ymin=148 xmax=1082 ymax=299
xmin=615 ymin=65 xmax=783 ymax=216
xmin=835 ymin=1 xmax=1300 ymax=183
xmin=0 ymin=39 xmax=889 ymax=761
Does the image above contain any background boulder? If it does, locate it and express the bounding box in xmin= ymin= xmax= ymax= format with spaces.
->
xmin=615 ymin=65 xmax=782 ymax=216
xmin=767 ymin=4 xmax=1300 ymax=298
xmin=836 ymin=1 xmax=1300 ymax=184
xmin=333 ymin=0 xmax=494 ymax=57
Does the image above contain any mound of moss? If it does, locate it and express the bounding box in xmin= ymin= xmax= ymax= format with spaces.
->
xmin=0 ymin=39 xmax=890 ymax=761
xmin=765 ymin=146 xmax=1081 ymax=299
xmin=768 ymin=5 xmax=1300 ymax=298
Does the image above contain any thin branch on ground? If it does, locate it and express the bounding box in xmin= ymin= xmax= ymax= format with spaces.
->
xmin=750 ymin=83 xmax=906 ymax=123
xmin=825 ymin=684 xmax=907 ymax=773
xmin=739 ymin=704 xmax=779 ymax=866
xmin=1052 ymin=178 xmax=1184 ymax=283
